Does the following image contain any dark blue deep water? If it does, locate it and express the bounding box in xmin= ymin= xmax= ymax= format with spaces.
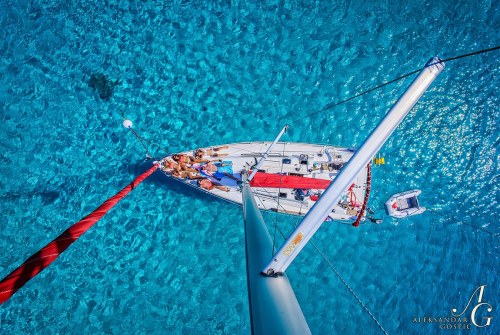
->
xmin=0 ymin=1 xmax=498 ymax=334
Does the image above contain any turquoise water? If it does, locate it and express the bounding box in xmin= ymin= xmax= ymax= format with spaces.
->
xmin=0 ymin=0 xmax=498 ymax=334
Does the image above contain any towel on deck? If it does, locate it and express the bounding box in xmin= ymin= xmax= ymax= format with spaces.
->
xmin=214 ymin=161 xmax=233 ymax=177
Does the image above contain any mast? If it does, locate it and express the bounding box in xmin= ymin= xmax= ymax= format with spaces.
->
xmin=242 ymin=174 xmax=311 ymax=334
xmin=248 ymin=125 xmax=288 ymax=182
xmin=262 ymin=57 xmax=445 ymax=276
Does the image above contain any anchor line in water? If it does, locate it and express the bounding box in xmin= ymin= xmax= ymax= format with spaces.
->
xmin=128 ymin=127 xmax=154 ymax=158
xmin=0 ymin=164 xmax=159 ymax=305
xmin=121 ymin=113 xmax=170 ymax=158
xmin=134 ymin=128 xmax=171 ymax=157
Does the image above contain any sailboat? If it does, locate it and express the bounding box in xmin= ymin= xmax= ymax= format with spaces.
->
xmin=154 ymin=58 xmax=443 ymax=228
xmin=156 ymin=141 xmax=370 ymax=222
xmin=0 ymin=57 xmax=445 ymax=334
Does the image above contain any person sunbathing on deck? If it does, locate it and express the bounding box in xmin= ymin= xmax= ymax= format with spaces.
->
xmin=197 ymin=178 xmax=230 ymax=192
xmin=172 ymin=170 xmax=203 ymax=180
xmin=172 ymin=152 xmax=209 ymax=165
xmin=172 ymin=153 xmax=195 ymax=163
xmin=161 ymin=158 xmax=202 ymax=180
xmin=195 ymin=146 xmax=229 ymax=160
xmin=171 ymin=154 xmax=204 ymax=170
xmin=200 ymin=161 xmax=232 ymax=177
xmin=161 ymin=158 xmax=181 ymax=172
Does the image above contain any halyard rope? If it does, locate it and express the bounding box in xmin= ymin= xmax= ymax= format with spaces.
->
xmin=428 ymin=209 xmax=498 ymax=237
xmin=264 ymin=193 xmax=389 ymax=334
xmin=284 ymin=45 xmax=500 ymax=125
xmin=310 ymin=240 xmax=390 ymax=335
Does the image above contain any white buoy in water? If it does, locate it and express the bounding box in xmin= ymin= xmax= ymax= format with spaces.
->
xmin=123 ymin=119 xmax=133 ymax=129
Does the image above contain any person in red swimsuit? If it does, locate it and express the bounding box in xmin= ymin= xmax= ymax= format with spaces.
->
xmin=197 ymin=178 xmax=230 ymax=192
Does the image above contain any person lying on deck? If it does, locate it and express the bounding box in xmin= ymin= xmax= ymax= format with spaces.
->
xmin=197 ymin=178 xmax=230 ymax=192
xmin=172 ymin=153 xmax=207 ymax=165
xmin=160 ymin=159 xmax=202 ymax=180
xmin=195 ymin=146 xmax=229 ymax=160
xmin=172 ymin=153 xmax=195 ymax=164
xmin=172 ymin=170 xmax=203 ymax=180
xmin=200 ymin=161 xmax=232 ymax=177
xmin=161 ymin=158 xmax=181 ymax=172
xmin=171 ymin=154 xmax=205 ymax=170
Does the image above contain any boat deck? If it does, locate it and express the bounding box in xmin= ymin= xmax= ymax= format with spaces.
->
xmin=157 ymin=142 xmax=369 ymax=221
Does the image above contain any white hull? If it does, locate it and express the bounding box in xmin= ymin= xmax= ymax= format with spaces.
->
xmin=158 ymin=142 xmax=369 ymax=221
xmin=384 ymin=189 xmax=426 ymax=218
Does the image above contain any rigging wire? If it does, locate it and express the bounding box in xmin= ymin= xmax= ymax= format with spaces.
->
xmin=265 ymin=203 xmax=388 ymax=335
xmin=310 ymin=240 xmax=389 ymax=335
xmin=254 ymin=183 xmax=388 ymax=334
xmin=428 ymin=209 xmax=498 ymax=237
xmin=284 ymin=45 xmax=500 ymax=125
xmin=122 ymin=46 xmax=500 ymax=161
xmin=439 ymin=45 xmax=500 ymax=63
xmin=120 ymin=45 xmax=499 ymax=159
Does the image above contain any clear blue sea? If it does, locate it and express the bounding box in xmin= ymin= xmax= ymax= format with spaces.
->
xmin=0 ymin=1 xmax=498 ymax=334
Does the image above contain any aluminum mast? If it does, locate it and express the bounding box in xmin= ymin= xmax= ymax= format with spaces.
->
xmin=248 ymin=125 xmax=288 ymax=182
xmin=242 ymin=174 xmax=311 ymax=334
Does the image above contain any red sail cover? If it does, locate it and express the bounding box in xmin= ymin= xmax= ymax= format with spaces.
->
xmin=250 ymin=172 xmax=331 ymax=189
xmin=0 ymin=164 xmax=158 ymax=304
